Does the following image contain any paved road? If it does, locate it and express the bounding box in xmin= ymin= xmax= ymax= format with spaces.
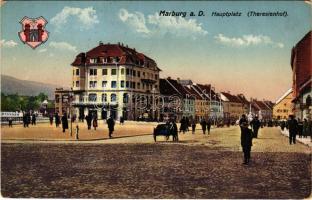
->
xmin=1 ymin=127 xmax=311 ymax=198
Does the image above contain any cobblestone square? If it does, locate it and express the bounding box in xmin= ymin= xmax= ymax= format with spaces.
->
xmin=1 ymin=125 xmax=311 ymax=198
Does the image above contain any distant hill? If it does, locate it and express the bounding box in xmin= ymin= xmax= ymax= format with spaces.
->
xmin=1 ymin=75 xmax=62 ymax=99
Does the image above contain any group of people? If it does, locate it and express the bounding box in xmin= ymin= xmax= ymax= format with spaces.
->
xmin=283 ymin=115 xmax=312 ymax=144
xmin=22 ymin=112 xmax=37 ymax=128
xmin=178 ymin=117 xmax=212 ymax=135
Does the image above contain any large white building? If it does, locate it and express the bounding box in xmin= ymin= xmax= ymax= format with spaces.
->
xmin=70 ymin=42 xmax=161 ymax=120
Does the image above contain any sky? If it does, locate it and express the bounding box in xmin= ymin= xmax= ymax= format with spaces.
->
xmin=0 ymin=1 xmax=311 ymax=101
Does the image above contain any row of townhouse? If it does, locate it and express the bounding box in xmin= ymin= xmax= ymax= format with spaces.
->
xmin=55 ymin=42 xmax=274 ymax=122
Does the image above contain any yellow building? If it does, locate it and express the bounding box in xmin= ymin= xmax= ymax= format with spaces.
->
xmin=273 ymin=89 xmax=293 ymax=120
xmin=70 ymin=42 xmax=161 ymax=120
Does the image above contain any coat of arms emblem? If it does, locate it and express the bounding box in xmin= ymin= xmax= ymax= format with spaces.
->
xmin=18 ymin=16 xmax=49 ymax=49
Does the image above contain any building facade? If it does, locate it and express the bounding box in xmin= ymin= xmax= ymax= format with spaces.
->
xmin=291 ymin=31 xmax=312 ymax=120
xmin=220 ymin=92 xmax=244 ymax=121
xmin=273 ymin=88 xmax=293 ymax=120
xmin=54 ymin=88 xmax=71 ymax=116
xmin=71 ymin=42 xmax=161 ymax=120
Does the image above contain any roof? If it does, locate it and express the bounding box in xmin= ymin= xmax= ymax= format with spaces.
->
xmin=221 ymin=92 xmax=242 ymax=103
xmin=253 ymin=100 xmax=271 ymax=110
xmin=275 ymin=88 xmax=292 ymax=105
xmin=196 ymin=84 xmax=221 ymax=101
xmin=183 ymin=86 xmax=202 ymax=100
xmin=291 ymin=31 xmax=311 ymax=69
xmin=159 ymin=79 xmax=180 ymax=96
xmin=236 ymin=94 xmax=250 ymax=105
xmin=71 ymin=43 xmax=161 ymax=71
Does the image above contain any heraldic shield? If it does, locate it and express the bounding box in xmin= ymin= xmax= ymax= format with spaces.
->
xmin=18 ymin=16 xmax=49 ymax=49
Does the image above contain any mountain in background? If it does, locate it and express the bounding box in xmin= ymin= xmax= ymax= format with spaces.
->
xmin=1 ymin=75 xmax=62 ymax=99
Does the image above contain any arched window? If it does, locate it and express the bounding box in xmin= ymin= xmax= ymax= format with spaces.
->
xmin=111 ymin=93 xmax=117 ymax=102
xmin=88 ymin=93 xmax=97 ymax=102
xmin=123 ymin=93 xmax=129 ymax=103
xmin=102 ymin=94 xmax=107 ymax=102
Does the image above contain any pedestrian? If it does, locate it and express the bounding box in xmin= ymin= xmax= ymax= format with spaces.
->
xmin=61 ymin=113 xmax=68 ymax=133
xmin=107 ymin=115 xmax=115 ymax=138
xmin=22 ymin=112 xmax=27 ymax=128
xmin=287 ymin=115 xmax=298 ymax=145
xmin=200 ymin=118 xmax=207 ymax=134
xmin=206 ymin=119 xmax=211 ymax=134
xmin=31 ymin=113 xmax=36 ymax=125
xmin=49 ymin=114 xmax=53 ymax=125
xmin=240 ymin=120 xmax=253 ymax=165
xmin=250 ymin=116 xmax=261 ymax=138
xmin=26 ymin=112 xmax=31 ymax=127
xmin=308 ymin=119 xmax=312 ymax=142
xmin=8 ymin=117 xmax=13 ymax=127
xmin=93 ymin=116 xmax=98 ymax=130
xmin=298 ymin=118 xmax=303 ymax=138
xmin=302 ymin=118 xmax=309 ymax=138
xmin=55 ymin=112 xmax=60 ymax=127
xmin=75 ymin=125 xmax=79 ymax=140
xmin=191 ymin=119 xmax=196 ymax=134
xmin=169 ymin=118 xmax=178 ymax=142
xmin=185 ymin=117 xmax=190 ymax=132
xmin=180 ymin=117 xmax=187 ymax=133
xmin=281 ymin=120 xmax=286 ymax=131
xmin=85 ymin=114 xmax=92 ymax=130
xmin=120 ymin=116 xmax=124 ymax=125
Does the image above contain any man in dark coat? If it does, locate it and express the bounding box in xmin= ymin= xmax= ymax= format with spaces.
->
xmin=169 ymin=119 xmax=178 ymax=142
xmin=93 ymin=116 xmax=98 ymax=130
xmin=55 ymin=113 xmax=60 ymax=127
xmin=49 ymin=114 xmax=53 ymax=125
xmin=287 ymin=115 xmax=298 ymax=145
xmin=107 ymin=116 xmax=115 ymax=138
xmin=26 ymin=112 xmax=31 ymax=127
xmin=180 ymin=117 xmax=187 ymax=133
xmin=86 ymin=114 xmax=92 ymax=130
xmin=200 ymin=119 xmax=207 ymax=134
xmin=31 ymin=113 xmax=36 ymax=125
xmin=250 ymin=116 xmax=261 ymax=138
xmin=206 ymin=119 xmax=211 ymax=134
xmin=23 ymin=113 xmax=27 ymax=128
xmin=61 ymin=113 xmax=68 ymax=133
xmin=239 ymin=114 xmax=252 ymax=164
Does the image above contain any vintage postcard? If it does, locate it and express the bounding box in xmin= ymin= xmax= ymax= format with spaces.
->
xmin=1 ymin=0 xmax=311 ymax=199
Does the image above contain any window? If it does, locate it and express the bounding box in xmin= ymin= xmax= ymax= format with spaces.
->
xmin=126 ymin=68 xmax=130 ymax=75
xmin=138 ymin=71 xmax=141 ymax=77
xmin=143 ymin=72 xmax=145 ymax=77
xmin=73 ymin=70 xmax=75 ymax=76
xmin=133 ymin=70 xmax=136 ymax=77
xmin=111 ymin=81 xmax=117 ymax=88
xmin=103 ymin=58 xmax=108 ymax=63
xmin=90 ymin=68 xmax=97 ymax=76
xmin=90 ymin=58 xmax=96 ymax=64
xmin=102 ymin=69 xmax=107 ymax=75
xmin=137 ymin=82 xmax=141 ymax=89
xmin=121 ymin=68 xmax=125 ymax=75
xmin=142 ymin=83 xmax=145 ymax=89
xmin=123 ymin=93 xmax=129 ymax=103
xmin=120 ymin=80 xmax=125 ymax=88
xmin=89 ymin=81 xmax=97 ymax=88
xmin=111 ymin=69 xmax=117 ymax=75
xmin=132 ymin=82 xmax=136 ymax=89
xmin=126 ymin=81 xmax=130 ymax=88
xmin=88 ymin=93 xmax=97 ymax=102
xmin=111 ymin=93 xmax=117 ymax=102
xmin=155 ymin=74 xmax=158 ymax=80
xmin=102 ymin=94 xmax=107 ymax=102
xmin=102 ymin=81 xmax=107 ymax=88
xmin=75 ymin=81 xmax=79 ymax=87
xmin=76 ymin=69 xmax=79 ymax=76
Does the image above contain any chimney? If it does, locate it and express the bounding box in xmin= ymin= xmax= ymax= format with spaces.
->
xmin=118 ymin=42 xmax=120 ymax=45
xmin=126 ymin=44 xmax=128 ymax=48
xmin=99 ymin=41 xmax=103 ymax=45
xmin=167 ymin=76 xmax=171 ymax=79
xmin=121 ymin=43 xmax=124 ymax=46
xmin=177 ymin=77 xmax=180 ymax=83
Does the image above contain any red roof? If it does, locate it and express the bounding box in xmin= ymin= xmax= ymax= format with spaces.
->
xmin=196 ymin=84 xmax=221 ymax=101
xmin=71 ymin=43 xmax=161 ymax=71
xmin=221 ymin=92 xmax=242 ymax=103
